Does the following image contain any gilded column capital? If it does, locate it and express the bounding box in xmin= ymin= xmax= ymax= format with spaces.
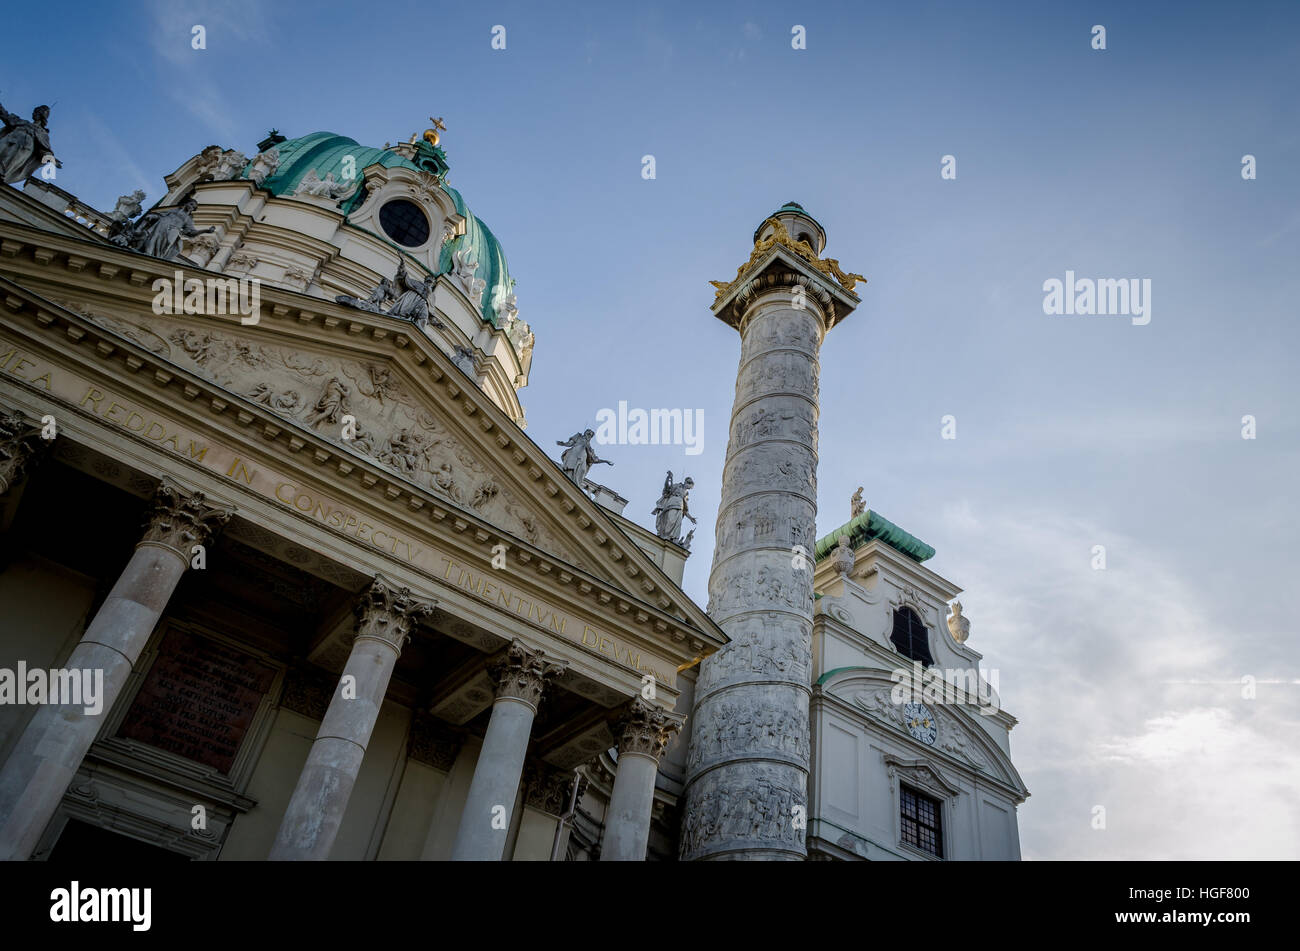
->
xmin=352 ymin=574 xmax=436 ymax=653
xmin=138 ymin=477 xmax=234 ymax=557
xmin=489 ymin=639 xmax=566 ymax=710
xmin=0 ymin=409 xmax=50 ymax=495
xmin=612 ymin=698 xmax=683 ymax=762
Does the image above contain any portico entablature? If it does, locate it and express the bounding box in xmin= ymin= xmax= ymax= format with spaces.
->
xmin=0 ymin=267 xmax=722 ymax=703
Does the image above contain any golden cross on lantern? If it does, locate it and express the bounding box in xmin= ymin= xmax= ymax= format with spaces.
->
xmin=424 ymin=116 xmax=447 ymax=147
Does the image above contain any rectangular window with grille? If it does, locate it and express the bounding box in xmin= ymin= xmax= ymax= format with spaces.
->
xmin=900 ymin=785 xmax=943 ymax=857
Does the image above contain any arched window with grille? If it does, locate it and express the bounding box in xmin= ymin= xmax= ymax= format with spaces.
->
xmin=891 ymin=606 xmax=934 ymax=666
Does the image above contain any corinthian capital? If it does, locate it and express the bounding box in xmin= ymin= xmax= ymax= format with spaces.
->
xmin=353 ymin=574 xmax=436 ymax=652
xmin=490 ymin=639 xmax=567 ymax=709
xmin=139 ymin=477 xmax=234 ymax=556
xmin=613 ymin=698 xmax=684 ymax=762
xmin=0 ymin=409 xmax=50 ymax=495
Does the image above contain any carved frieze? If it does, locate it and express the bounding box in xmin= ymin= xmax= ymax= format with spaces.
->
xmin=679 ymin=763 xmax=806 ymax=859
xmin=83 ymin=317 xmax=574 ymax=561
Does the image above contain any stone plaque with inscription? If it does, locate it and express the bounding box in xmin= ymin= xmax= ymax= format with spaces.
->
xmin=119 ymin=627 xmax=278 ymax=773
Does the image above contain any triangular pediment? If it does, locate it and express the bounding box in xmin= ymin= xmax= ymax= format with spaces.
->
xmin=0 ymin=225 xmax=725 ymax=653
xmin=66 ymin=305 xmax=587 ymax=568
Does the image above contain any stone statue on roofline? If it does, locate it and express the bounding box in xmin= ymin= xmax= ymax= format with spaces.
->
xmin=118 ymin=199 xmax=215 ymax=261
xmin=0 ymin=100 xmax=59 ymax=184
xmin=653 ymin=471 xmax=697 ymax=544
xmin=557 ymin=429 xmax=612 ymax=485
xmin=851 ymin=486 xmax=864 ymax=518
xmin=387 ymin=258 xmax=444 ymax=328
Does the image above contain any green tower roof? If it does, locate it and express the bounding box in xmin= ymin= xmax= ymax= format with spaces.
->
xmin=814 ymin=509 xmax=936 ymax=564
xmin=250 ymin=131 xmax=514 ymax=327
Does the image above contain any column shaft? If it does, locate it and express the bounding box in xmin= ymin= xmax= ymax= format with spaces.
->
xmin=450 ymin=639 xmax=564 ymax=861
xmin=601 ymin=698 xmax=681 ymax=861
xmin=450 ymin=697 xmax=535 ymax=860
xmin=270 ymin=576 xmax=433 ymax=860
xmin=0 ymin=479 xmax=231 ymax=860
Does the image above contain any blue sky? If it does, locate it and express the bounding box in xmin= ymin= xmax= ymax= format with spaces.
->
xmin=4 ymin=0 xmax=1298 ymax=859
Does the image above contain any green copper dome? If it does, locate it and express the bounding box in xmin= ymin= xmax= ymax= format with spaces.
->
xmin=251 ymin=131 xmax=514 ymax=326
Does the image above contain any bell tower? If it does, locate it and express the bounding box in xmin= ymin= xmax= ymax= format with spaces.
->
xmin=680 ymin=203 xmax=863 ymax=860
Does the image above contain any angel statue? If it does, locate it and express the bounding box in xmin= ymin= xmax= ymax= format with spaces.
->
xmin=295 ymin=168 xmax=357 ymax=201
xmin=388 ymin=259 xmax=444 ymax=328
xmin=653 ymin=471 xmax=696 ymax=543
xmin=0 ymin=101 xmax=59 ymax=184
xmin=557 ymin=429 xmax=612 ymax=485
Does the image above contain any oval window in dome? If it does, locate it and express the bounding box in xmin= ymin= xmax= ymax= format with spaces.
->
xmin=379 ymin=199 xmax=431 ymax=247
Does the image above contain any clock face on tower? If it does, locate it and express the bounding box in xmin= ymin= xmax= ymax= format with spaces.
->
xmin=904 ymin=702 xmax=937 ymax=746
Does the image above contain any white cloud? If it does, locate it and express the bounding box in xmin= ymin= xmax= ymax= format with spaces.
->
xmin=935 ymin=501 xmax=1300 ymax=859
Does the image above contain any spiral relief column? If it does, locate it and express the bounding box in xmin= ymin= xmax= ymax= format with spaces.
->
xmin=680 ymin=204 xmax=861 ymax=860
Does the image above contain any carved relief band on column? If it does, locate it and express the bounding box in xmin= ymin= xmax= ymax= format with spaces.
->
xmin=490 ymin=638 xmax=567 ymax=711
xmin=0 ymin=408 xmax=50 ymax=495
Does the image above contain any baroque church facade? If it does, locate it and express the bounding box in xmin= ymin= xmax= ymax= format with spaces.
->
xmin=0 ymin=111 xmax=1026 ymax=861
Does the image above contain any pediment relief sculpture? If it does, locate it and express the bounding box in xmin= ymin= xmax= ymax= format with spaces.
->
xmin=85 ymin=314 xmax=575 ymax=563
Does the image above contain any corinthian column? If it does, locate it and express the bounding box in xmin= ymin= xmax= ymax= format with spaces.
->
xmin=270 ymin=576 xmax=434 ymax=860
xmin=451 ymin=640 xmax=565 ymax=861
xmin=601 ymin=699 xmax=682 ymax=861
xmin=0 ymin=478 xmax=233 ymax=860
xmin=681 ymin=204 xmax=861 ymax=861
xmin=0 ymin=409 xmax=50 ymax=496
